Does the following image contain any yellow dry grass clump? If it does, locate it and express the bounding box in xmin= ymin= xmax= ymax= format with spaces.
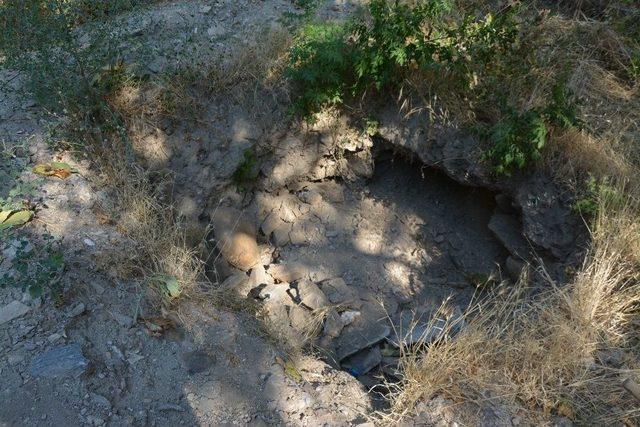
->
xmin=386 ymin=189 xmax=640 ymax=424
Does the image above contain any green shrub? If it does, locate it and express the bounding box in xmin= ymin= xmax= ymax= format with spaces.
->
xmin=1 ymin=234 xmax=65 ymax=298
xmin=485 ymin=109 xmax=548 ymax=175
xmin=286 ymin=0 xmax=518 ymax=117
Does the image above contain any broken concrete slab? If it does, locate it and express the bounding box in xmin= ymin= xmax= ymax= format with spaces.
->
xmin=0 ymin=301 xmax=30 ymax=325
xmin=28 ymin=344 xmax=89 ymax=378
xmin=341 ymin=346 xmax=382 ymax=377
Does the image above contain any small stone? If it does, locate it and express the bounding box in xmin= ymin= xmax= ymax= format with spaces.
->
xmin=0 ymin=301 xmax=30 ymax=325
xmin=220 ymin=272 xmax=253 ymax=298
xmin=267 ymin=262 xmax=309 ymax=283
xmin=28 ymin=344 xmax=89 ymax=378
xmin=271 ymin=222 xmax=292 ymax=247
xmin=323 ymin=309 xmax=343 ymax=338
xmin=299 ymin=190 xmax=322 ymax=206
xmin=288 ymin=305 xmax=311 ymax=332
xmin=199 ymin=5 xmax=212 ymax=13
xmin=83 ymin=238 xmax=95 ymax=247
xmin=67 ymin=302 xmax=86 ymax=318
xmin=297 ymin=279 xmax=328 ymax=310
xmin=90 ymin=393 xmax=111 ymax=410
xmin=340 ymin=310 xmax=360 ymax=326
xmin=256 ymin=283 xmax=294 ymax=305
xmin=112 ymin=312 xmax=134 ymax=329
xmin=250 ymin=264 xmax=274 ymax=288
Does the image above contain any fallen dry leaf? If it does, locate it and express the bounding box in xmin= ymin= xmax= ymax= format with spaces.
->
xmin=32 ymin=161 xmax=76 ymax=179
xmin=140 ymin=316 xmax=175 ymax=337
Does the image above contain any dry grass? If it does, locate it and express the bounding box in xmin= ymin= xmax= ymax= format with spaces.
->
xmin=384 ymin=186 xmax=640 ymax=424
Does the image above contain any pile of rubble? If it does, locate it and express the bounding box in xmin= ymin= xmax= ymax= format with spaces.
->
xmin=209 ymin=205 xmax=464 ymax=384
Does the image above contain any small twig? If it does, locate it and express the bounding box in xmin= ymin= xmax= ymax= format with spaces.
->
xmin=622 ymin=378 xmax=640 ymax=402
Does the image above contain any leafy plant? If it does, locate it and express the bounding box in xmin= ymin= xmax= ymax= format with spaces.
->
xmin=572 ymin=176 xmax=621 ymax=218
xmin=545 ymin=83 xmax=581 ymax=129
xmin=286 ymin=0 xmax=518 ymax=117
xmin=287 ymin=22 xmax=354 ymax=116
xmin=1 ymin=234 xmax=65 ymax=298
xmin=485 ymin=109 xmax=548 ymax=175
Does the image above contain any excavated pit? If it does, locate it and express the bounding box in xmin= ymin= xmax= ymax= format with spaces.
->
xmin=247 ymin=146 xmax=518 ymax=392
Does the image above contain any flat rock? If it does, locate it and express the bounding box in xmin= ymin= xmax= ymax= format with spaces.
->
xmin=212 ymin=206 xmax=260 ymax=270
xmin=28 ymin=344 xmax=89 ymax=378
xmin=320 ymin=278 xmax=356 ymax=305
xmin=220 ymin=272 xmax=253 ymax=298
xmin=256 ymin=283 xmax=294 ymax=306
xmin=297 ymin=279 xmax=328 ymax=310
xmin=388 ymin=307 xmax=465 ymax=348
xmin=334 ymin=308 xmax=390 ymax=361
xmin=0 ymin=301 xmax=30 ymax=324
xmin=267 ymin=262 xmax=309 ymax=283
xmin=341 ymin=346 xmax=382 ymax=377
xmin=488 ymin=213 xmax=529 ymax=258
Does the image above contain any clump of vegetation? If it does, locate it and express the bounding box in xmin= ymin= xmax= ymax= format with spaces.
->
xmin=1 ymin=234 xmax=65 ymax=299
xmin=287 ymin=0 xmax=517 ymax=117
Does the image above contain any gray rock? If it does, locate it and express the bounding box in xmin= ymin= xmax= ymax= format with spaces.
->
xmin=323 ymin=309 xmax=343 ymax=338
xmin=387 ymin=307 xmax=465 ymax=348
xmin=297 ymin=279 xmax=328 ymax=310
xmin=320 ymin=278 xmax=356 ymax=305
xmin=67 ymin=302 xmax=86 ymax=318
xmin=335 ymin=304 xmax=391 ymax=360
xmin=288 ymin=305 xmax=311 ymax=333
xmin=112 ymin=312 xmax=134 ymax=329
xmin=220 ymin=272 xmax=252 ymax=298
xmin=0 ymin=301 xmax=30 ymax=325
xmin=28 ymin=344 xmax=89 ymax=378
xmin=267 ymin=262 xmax=309 ymax=283
xmin=249 ymin=264 xmax=273 ymax=289
xmin=256 ymin=283 xmax=294 ymax=306
xmin=488 ymin=213 xmax=529 ymax=258
xmin=341 ymin=346 xmax=382 ymax=377
xmin=182 ymin=350 xmax=215 ymax=375
xmin=90 ymin=393 xmax=111 ymax=410
xmin=505 ymin=256 xmax=525 ymax=280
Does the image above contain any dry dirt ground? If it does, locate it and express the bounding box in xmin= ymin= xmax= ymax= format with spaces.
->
xmin=1 ymin=1 xmax=588 ymax=426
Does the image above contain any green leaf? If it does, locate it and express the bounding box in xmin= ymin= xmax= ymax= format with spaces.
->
xmin=153 ymin=275 xmax=181 ymax=298
xmin=0 ymin=209 xmax=33 ymax=230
